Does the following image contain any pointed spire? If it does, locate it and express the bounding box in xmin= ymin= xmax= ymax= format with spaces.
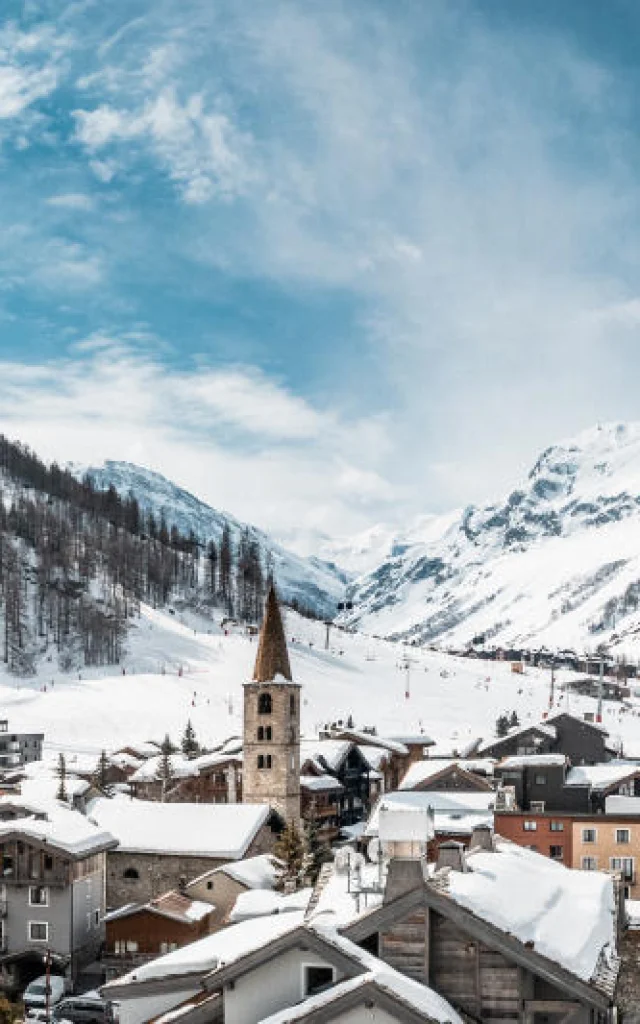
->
xmin=252 ymin=586 xmax=292 ymax=683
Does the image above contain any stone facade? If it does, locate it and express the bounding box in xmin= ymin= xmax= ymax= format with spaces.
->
xmin=105 ymin=825 xmax=277 ymax=908
xmin=242 ymin=680 xmax=301 ymax=825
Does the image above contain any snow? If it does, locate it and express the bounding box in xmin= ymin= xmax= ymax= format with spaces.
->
xmin=300 ymin=740 xmax=351 ymax=773
xmin=86 ymin=795 xmax=270 ymax=858
xmin=105 ymin=912 xmax=307 ymax=987
xmin=209 ymin=855 xmax=281 ymax=890
xmin=184 ymin=901 xmax=214 ymax=923
xmin=307 ymin=860 xmax=384 ymax=928
xmin=379 ymin=804 xmax=434 ymax=843
xmin=626 ymin=899 xmax=640 ymax=927
xmin=366 ymin=791 xmax=494 ymax=840
xmin=565 ymin=762 xmax=640 ymax=790
xmin=0 ymin=798 xmax=116 ymax=858
xmin=399 ymin=758 xmax=494 ymax=790
xmin=605 ymin=795 xmax=640 ymax=814
xmin=129 ymin=754 xmax=198 ymax=783
xmin=343 ymin=422 xmax=640 ymax=658
xmin=447 ymin=838 xmax=616 ymax=983
xmin=227 ymin=888 xmax=311 ymax=923
xmin=499 ymin=754 xmax=567 ymax=769
xmin=300 ymin=774 xmax=343 ymax=792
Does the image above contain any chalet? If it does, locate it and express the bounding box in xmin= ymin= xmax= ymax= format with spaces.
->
xmin=300 ymin=740 xmax=377 ymax=827
xmin=103 ymin=914 xmax=461 ymax=1024
xmin=399 ymin=758 xmax=495 ymax=793
xmin=493 ymin=755 xmax=640 ymax=814
xmin=86 ymin=795 xmax=281 ymax=907
xmin=184 ymin=855 xmax=281 ymax=932
xmin=103 ymin=890 xmax=215 ymax=978
xmin=300 ymin=775 xmax=343 ymax=845
xmin=345 ymin=828 xmax=621 ymax=1024
xmin=0 ymin=797 xmax=117 ymax=991
xmin=365 ymin=790 xmax=495 ymax=860
xmin=480 ymin=712 xmax=611 ymax=766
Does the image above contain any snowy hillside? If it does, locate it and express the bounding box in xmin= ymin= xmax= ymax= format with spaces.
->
xmin=82 ymin=460 xmax=348 ymax=619
xmin=3 ymin=599 xmax=640 ymax=767
xmin=344 ymin=423 xmax=640 ymax=656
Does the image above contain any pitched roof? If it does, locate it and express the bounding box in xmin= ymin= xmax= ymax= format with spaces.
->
xmin=252 ymin=586 xmax=292 ymax=684
xmin=105 ymin=891 xmax=213 ymax=925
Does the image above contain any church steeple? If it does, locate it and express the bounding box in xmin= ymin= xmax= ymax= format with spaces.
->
xmin=252 ymin=585 xmax=292 ymax=683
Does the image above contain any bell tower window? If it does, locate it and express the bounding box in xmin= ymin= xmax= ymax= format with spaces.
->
xmin=257 ymin=755 xmax=273 ymax=770
xmin=257 ymin=726 xmax=272 ymax=742
xmin=290 ymin=694 xmax=296 ymax=715
xmin=258 ymin=693 xmax=272 ymax=715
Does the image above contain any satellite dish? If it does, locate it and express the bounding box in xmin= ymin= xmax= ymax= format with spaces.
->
xmin=367 ymin=838 xmax=382 ymax=863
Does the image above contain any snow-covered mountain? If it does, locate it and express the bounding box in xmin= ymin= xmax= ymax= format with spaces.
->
xmin=81 ymin=461 xmax=348 ymax=619
xmin=343 ymin=423 xmax=640 ymax=655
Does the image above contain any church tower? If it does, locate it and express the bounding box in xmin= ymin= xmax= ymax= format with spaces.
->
xmin=243 ymin=586 xmax=301 ymax=825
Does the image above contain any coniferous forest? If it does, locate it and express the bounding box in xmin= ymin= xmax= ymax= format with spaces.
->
xmin=0 ymin=436 xmax=268 ymax=674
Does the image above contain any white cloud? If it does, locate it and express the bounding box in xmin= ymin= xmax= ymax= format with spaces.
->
xmin=0 ymin=339 xmax=393 ymax=540
xmin=45 ymin=192 xmax=95 ymax=210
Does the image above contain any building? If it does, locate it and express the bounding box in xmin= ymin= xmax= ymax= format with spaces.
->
xmin=300 ymin=740 xmax=378 ymax=829
xmin=0 ymin=797 xmax=117 ymax=991
xmin=480 ymin=712 xmax=611 ymax=765
xmin=365 ymin=790 xmax=495 ymax=860
xmin=345 ymin=828 xmax=621 ymax=1024
xmin=398 ymin=758 xmax=495 ymax=793
xmin=243 ymin=587 xmax=301 ymax=825
xmin=493 ymin=755 xmax=640 ymax=814
xmin=0 ymin=721 xmax=43 ymax=773
xmin=86 ymin=795 xmax=280 ymax=907
xmin=103 ymin=891 xmax=215 ymax=977
xmin=184 ymin=855 xmax=281 ymax=933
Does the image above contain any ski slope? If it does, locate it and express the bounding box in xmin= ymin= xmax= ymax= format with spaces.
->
xmin=1 ymin=603 xmax=640 ymax=768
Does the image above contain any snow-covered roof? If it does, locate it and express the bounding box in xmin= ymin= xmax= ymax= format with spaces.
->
xmin=0 ymin=799 xmax=116 ymax=859
xmin=105 ymin=891 xmax=213 ymax=925
xmin=605 ymin=795 xmax=640 ymax=815
xmin=399 ymin=758 xmax=494 ymax=790
xmin=228 ymin=887 xmax=311 ymax=923
xmin=357 ymin=745 xmax=391 ymax=770
xmin=565 ymin=762 xmax=640 ymax=790
xmin=390 ymin=733 xmax=435 ymax=747
xmin=331 ymin=729 xmax=409 ymax=755
xmin=87 ymin=795 xmax=271 ymax=858
xmin=108 ymin=752 xmax=143 ymax=771
xmin=366 ymin=791 xmax=494 ymax=840
xmin=482 ymin=722 xmax=556 ymax=748
xmin=104 ymin=912 xmax=307 ymax=988
xmin=306 ymin=861 xmax=385 ymax=929
xmin=546 ymin=712 xmax=609 ymax=735
xmin=116 ymin=742 xmax=160 ymax=759
xmin=498 ymin=754 xmax=567 ymax=770
xmin=300 ymin=774 xmax=343 ymax=792
xmin=187 ymin=855 xmax=281 ymax=892
xmin=445 ymin=839 xmax=616 ymax=984
xmin=129 ymin=754 xmax=199 ymax=783
xmin=300 ymin=740 xmax=352 ymax=772
xmin=190 ymin=751 xmax=242 ymax=772
xmin=20 ymin=774 xmax=91 ymax=804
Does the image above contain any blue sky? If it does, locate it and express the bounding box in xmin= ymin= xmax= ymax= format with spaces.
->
xmin=1 ymin=0 xmax=640 ymax=547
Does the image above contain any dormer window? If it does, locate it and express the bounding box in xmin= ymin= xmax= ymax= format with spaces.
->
xmin=258 ymin=693 xmax=272 ymax=715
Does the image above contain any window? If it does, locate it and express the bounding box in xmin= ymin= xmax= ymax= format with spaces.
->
xmin=94 ymin=909 xmax=100 ymax=927
xmin=290 ymin=694 xmax=296 ymax=716
xmin=28 ymin=922 xmax=48 ymax=942
xmin=549 ymin=846 xmax=563 ymax=861
xmin=43 ymin=855 xmax=53 ymax=872
xmin=28 ymin=886 xmax=48 ymax=907
xmin=257 ymin=726 xmax=263 ymax=741
xmin=126 ymin=941 xmax=138 ymax=953
xmin=616 ymin=829 xmax=630 ymax=844
xmin=257 ymin=726 xmax=272 ymax=741
xmin=523 ymin=821 xmax=537 ymax=831
xmin=550 ymin=821 xmax=564 ymax=832
xmin=160 ymin=942 xmax=179 ymax=954
xmin=258 ymin=693 xmax=272 ymax=715
xmin=581 ymin=857 xmax=598 ymax=870
xmin=610 ymin=857 xmax=635 ymax=882
xmin=303 ymin=965 xmax=335 ymax=997
xmin=257 ymin=754 xmax=273 ymax=770
xmin=582 ymin=828 xmax=597 ymax=844
xmin=123 ymin=867 xmax=140 ymax=880
xmin=534 ymin=774 xmax=547 ymax=785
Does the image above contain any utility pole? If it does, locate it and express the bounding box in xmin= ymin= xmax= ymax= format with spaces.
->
xmin=549 ymin=655 xmax=555 ymax=710
xmin=324 ymin=621 xmax=331 ymax=651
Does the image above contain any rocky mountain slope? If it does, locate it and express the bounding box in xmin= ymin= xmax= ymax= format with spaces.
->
xmin=343 ymin=423 xmax=640 ymax=655
xmin=84 ymin=461 xmax=348 ymax=619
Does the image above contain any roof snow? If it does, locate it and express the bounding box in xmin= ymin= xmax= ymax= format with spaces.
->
xmin=300 ymin=774 xmax=343 ymax=792
xmin=446 ymin=838 xmax=616 ymax=984
xmin=129 ymin=754 xmax=198 ymax=783
xmin=300 ymin=739 xmax=351 ymax=772
xmin=87 ymin=795 xmax=270 ymax=858
xmin=228 ymin=887 xmax=311 ymax=923
xmin=498 ymin=754 xmax=567 ymax=770
xmin=366 ymin=790 xmax=495 ymax=839
xmin=205 ymin=854 xmax=282 ymax=890
xmin=399 ymin=758 xmax=494 ymax=790
xmin=565 ymin=762 xmax=640 ymax=790
xmin=0 ymin=798 xmax=116 ymax=858
xmin=105 ymin=912 xmax=307 ymax=988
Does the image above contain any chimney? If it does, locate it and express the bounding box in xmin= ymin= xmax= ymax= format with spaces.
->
xmin=436 ymin=841 xmax=467 ymax=873
xmin=469 ymin=825 xmax=493 ymax=852
xmin=383 ymin=858 xmax=426 ymax=903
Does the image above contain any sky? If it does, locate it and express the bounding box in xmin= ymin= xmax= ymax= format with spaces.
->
xmin=1 ymin=0 xmax=640 ymax=551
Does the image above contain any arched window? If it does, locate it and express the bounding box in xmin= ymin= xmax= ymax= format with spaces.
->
xmin=258 ymin=693 xmax=272 ymax=715
xmin=123 ymin=867 xmax=139 ymax=880
xmin=289 ymin=694 xmax=296 ymax=715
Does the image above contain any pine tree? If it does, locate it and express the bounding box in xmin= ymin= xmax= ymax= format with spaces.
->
xmin=94 ymin=749 xmax=109 ymax=790
xmin=157 ymin=748 xmax=174 ymax=802
xmin=509 ymin=710 xmax=520 ymax=728
xmin=56 ymin=753 xmax=67 ymax=802
xmin=181 ymin=720 xmax=199 ymax=759
xmin=160 ymin=733 xmax=176 ymax=754
xmin=303 ymin=804 xmax=325 ymax=885
xmin=274 ymin=821 xmax=305 ymax=892
xmin=495 ymin=714 xmax=509 ymax=738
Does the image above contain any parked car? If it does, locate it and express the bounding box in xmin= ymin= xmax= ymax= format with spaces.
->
xmin=23 ymin=976 xmax=66 ymax=1012
xmin=52 ymin=996 xmax=113 ymax=1024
